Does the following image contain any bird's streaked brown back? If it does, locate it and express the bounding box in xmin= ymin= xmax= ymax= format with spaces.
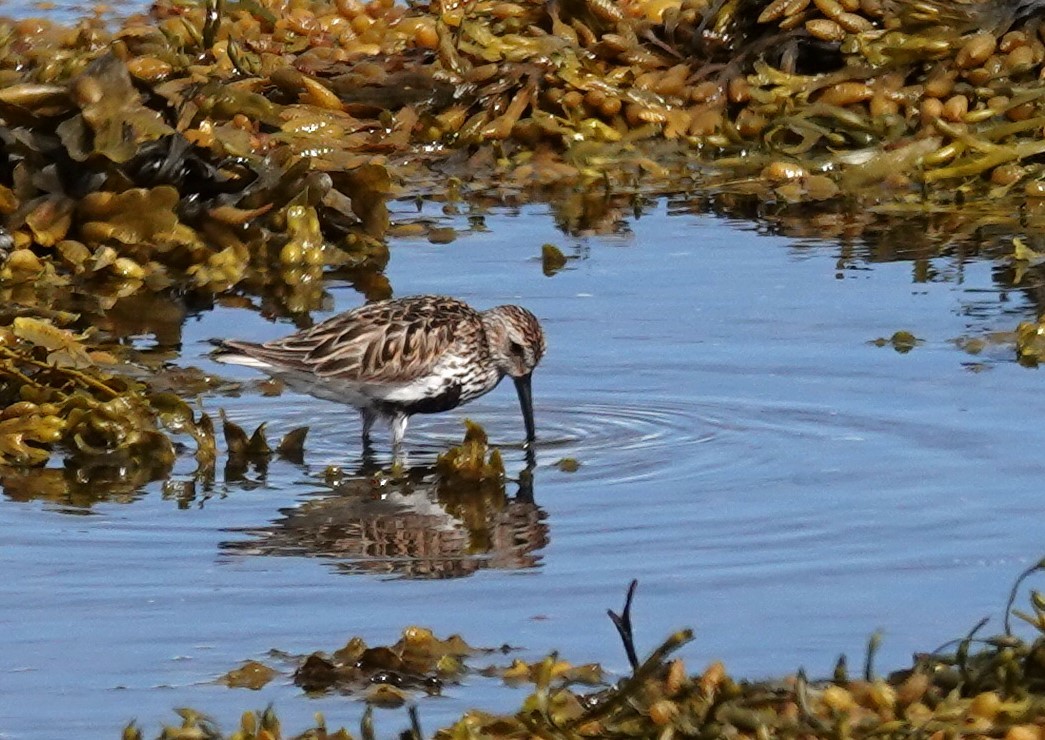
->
xmin=221 ymin=296 xmax=483 ymax=384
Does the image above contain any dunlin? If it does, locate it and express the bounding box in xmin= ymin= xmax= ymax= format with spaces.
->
xmin=212 ymin=295 xmax=546 ymax=452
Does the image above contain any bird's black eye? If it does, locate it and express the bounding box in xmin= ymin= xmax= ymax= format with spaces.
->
xmin=509 ymin=342 xmax=525 ymax=357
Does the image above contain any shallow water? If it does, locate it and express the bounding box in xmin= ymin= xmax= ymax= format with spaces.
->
xmin=3 ymin=194 xmax=1045 ymax=737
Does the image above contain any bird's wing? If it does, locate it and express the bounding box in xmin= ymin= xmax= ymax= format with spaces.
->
xmin=242 ymin=296 xmax=479 ymax=384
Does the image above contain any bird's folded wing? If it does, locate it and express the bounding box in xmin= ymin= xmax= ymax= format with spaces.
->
xmin=261 ymin=299 xmax=474 ymax=384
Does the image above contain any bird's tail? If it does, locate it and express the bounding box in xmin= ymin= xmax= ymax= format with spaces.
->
xmin=208 ymin=338 xmax=272 ymax=369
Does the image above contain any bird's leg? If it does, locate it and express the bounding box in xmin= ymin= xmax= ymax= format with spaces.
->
xmin=388 ymin=413 xmax=410 ymax=469
xmin=390 ymin=413 xmax=409 ymax=453
xmin=360 ymin=408 xmax=377 ymax=446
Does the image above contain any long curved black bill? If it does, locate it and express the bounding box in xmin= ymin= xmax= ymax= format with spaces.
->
xmin=513 ymin=373 xmax=536 ymax=445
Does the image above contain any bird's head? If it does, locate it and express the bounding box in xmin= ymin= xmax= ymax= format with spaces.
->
xmin=482 ymin=305 xmax=546 ymax=444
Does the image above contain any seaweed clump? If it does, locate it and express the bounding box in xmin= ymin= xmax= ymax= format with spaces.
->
xmin=435 ymin=419 xmax=505 ymax=486
xmin=0 ymin=312 xmax=178 ymax=472
xmin=293 ymin=626 xmax=475 ymax=702
xmin=124 ymin=562 xmax=1045 ymax=739
xmin=0 ymin=47 xmax=392 ymax=318
xmin=8 ymin=0 xmax=1045 ymax=223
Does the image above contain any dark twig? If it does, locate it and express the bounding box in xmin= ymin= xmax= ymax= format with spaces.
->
xmin=956 ymin=617 xmax=991 ymax=687
xmin=930 ymin=616 xmax=990 ymax=656
xmin=1005 ymin=557 xmax=1045 ymax=635
xmin=607 ymin=579 xmax=640 ymax=672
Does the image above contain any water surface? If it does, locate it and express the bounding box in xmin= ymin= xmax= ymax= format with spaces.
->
xmin=3 ymin=195 xmax=1044 ymax=738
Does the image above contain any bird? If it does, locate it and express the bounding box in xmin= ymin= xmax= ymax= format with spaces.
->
xmin=211 ymin=295 xmax=546 ymax=453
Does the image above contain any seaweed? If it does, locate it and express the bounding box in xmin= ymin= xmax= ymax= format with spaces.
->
xmin=123 ymin=562 xmax=1045 ymax=738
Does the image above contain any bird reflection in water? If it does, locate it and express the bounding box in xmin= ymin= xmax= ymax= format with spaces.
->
xmin=221 ymin=457 xmax=547 ymax=579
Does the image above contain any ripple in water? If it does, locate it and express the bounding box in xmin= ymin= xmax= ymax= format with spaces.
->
xmin=531 ymin=399 xmax=720 ymax=484
xmin=524 ymin=393 xmax=989 ymax=487
xmin=210 ymin=389 xmax=988 ymax=494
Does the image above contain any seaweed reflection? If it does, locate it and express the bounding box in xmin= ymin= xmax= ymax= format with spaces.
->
xmin=1 ymin=457 xmax=165 ymax=511
xmin=221 ymin=461 xmax=547 ymax=579
xmin=660 ymin=189 xmax=1045 ymax=322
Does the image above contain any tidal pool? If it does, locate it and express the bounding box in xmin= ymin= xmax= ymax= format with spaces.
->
xmin=2 ymin=194 xmax=1043 ymax=738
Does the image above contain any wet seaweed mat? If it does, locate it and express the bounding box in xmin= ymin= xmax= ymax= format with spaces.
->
xmin=124 ymin=566 xmax=1045 ymax=739
xmin=7 ymin=0 xmax=1045 ymax=476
